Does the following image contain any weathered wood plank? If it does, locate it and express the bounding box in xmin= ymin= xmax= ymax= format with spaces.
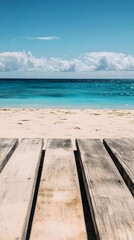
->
xmin=0 ymin=138 xmax=43 ymax=240
xmin=0 ymin=138 xmax=18 ymax=173
xmin=76 ymin=139 xmax=134 ymax=240
xmin=30 ymin=139 xmax=87 ymax=240
xmin=104 ymin=138 xmax=134 ymax=196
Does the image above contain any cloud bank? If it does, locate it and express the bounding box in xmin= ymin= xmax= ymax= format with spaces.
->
xmin=0 ymin=51 xmax=134 ymax=73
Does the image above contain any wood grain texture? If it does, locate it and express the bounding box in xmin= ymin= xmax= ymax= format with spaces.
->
xmin=104 ymin=138 xmax=134 ymax=196
xmin=76 ymin=139 xmax=134 ymax=240
xmin=0 ymin=138 xmax=18 ymax=173
xmin=30 ymin=139 xmax=87 ymax=240
xmin=0 ymin=138 xmax=43 ymax=240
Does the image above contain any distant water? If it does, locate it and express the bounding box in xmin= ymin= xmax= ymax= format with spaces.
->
xmin=0 ymin=79 xmax=134 ymax=109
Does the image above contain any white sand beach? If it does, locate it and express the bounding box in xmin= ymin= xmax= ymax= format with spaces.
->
xmin=0 ymin=108 xmax=133 ymax=149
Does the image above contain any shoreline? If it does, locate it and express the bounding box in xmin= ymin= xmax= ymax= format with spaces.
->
xmin=0 ymin=108 xmax=133 ymax=149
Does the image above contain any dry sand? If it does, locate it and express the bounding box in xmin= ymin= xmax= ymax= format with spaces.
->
xmin=0 ymin=108 xmax=133 ymax=149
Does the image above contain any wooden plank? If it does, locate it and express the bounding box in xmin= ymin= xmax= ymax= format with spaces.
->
xmin=104 ymin=138 xmax=134 ymax=196
xmin=0 ymin=138 xmax=43 ymax=240
xmin=0 ymin=138 xmax=18 ymax=173
xmin=30 ymin=139 xmax=87 ymax=240
xmin=76 ymin=139 xmax=134 ymax=240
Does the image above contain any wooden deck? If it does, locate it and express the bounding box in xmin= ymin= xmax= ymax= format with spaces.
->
xmin=0 ymin=138 xmax=133 ymax=240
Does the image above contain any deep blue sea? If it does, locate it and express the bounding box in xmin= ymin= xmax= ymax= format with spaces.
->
xmin=0 ymin=79 xmax=134 ymax=109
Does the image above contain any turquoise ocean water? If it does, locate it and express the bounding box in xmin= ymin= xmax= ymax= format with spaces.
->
xmin=0 ymin=79 xmax=134 ymax=109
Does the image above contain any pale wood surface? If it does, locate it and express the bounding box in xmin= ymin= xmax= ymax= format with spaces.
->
xmin=0 ymin=138 xmax=43 ymax=240
xmin=104 ymin=138 xmax=134 ymax=196
xmin=0 ymin=138 xmax=18 ymax=173
xmin=76 ymin=139 xmax=134 ymax=240
xmin=30 ymin=139 xmax=87 ymax=240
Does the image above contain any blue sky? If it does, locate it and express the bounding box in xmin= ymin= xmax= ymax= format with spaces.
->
xmin=1 ymin=0 xmax=134 ymax=78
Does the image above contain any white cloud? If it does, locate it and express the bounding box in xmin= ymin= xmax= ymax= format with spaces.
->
xmin=13 ymin=36 xmax=60 ymax=41
xmin=25 ymin=36 xmax=60 ymax=41
xmin=82 ymin=52 xmax=134 ymax=71
xmin=0 ymin=51 xmax=134 ymax=73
